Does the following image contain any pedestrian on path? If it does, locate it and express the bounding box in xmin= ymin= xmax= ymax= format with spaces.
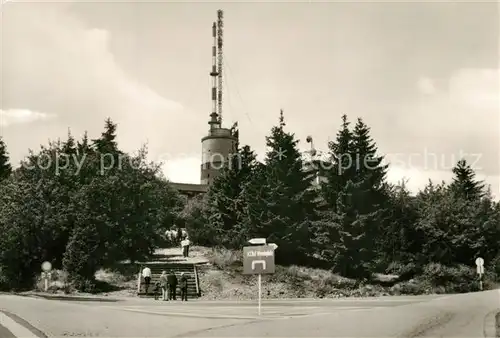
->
xmin=141 ymin=266 xmax=152 ymax=295
xmin=179 ymin=272 xmax=188 ymax=301
xmin=159 ymin=271 xmax=168 ymax=301
xmin=167 ymin=270 xmax=178 ymax=300
xmin=181 ymin=237 xmax=190 ymax=258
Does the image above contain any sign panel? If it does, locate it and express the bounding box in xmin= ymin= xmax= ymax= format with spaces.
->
xmin=477 ymin=265 xmax=484 ymax=274
xmin=243 ymin=245 xmax=275 ymax=275
xmin=268 ymin=243 xmax=278 ymax=250
xmin=248 ymin=238 xmax=267 ymax=245
xmin=475 ymin=257 xmax=484 ymax=266
xmin=41 ymin=261 xmax=52 ymax=272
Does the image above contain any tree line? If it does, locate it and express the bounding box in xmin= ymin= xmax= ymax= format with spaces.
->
xmin=0 ymin=113 xmax=498 ymax=292
xmin=0 ymin=119 xmax=182 ymax=291
xmin=184 ymin=111 xmax=500 ymax=281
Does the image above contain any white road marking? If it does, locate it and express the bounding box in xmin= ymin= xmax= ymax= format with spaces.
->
xmin=190 ymin=296 xmax=442 ymax=304
xmin=105 ymin=304 xmax=375 ymax=320
xmin=115 ymin=307 xmax=263 ymax=319
xmin=0 ymin=312 xmax=38 ymax=337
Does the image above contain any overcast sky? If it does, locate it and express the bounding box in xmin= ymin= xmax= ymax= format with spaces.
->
xmin=1 ymin=1 xmax=499 ymax=198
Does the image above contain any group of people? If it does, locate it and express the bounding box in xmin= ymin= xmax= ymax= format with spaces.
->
xmin=164 ymin=228 xmax=191 ymax=258
xmin=141 ymin=266 xmax=189 ymax=301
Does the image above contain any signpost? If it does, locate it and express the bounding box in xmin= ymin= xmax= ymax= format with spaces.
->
xmin=41 ymin=261 xmax=52 ymax=292
xmin=475 ymin=257 xmax=484 ymax=291
xmin=243 ymin=239 xmax=278 ymax=316
xmin=248 ymin=238 xmax=267 ymax=245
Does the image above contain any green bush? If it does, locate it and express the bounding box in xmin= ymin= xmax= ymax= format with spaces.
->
xmin=398 ymin=280 xmax=429 ymax=295
xmin=422 ymin=263 xmax=478 ymax=293
xmin=207 ymin=248 xmax=242 ymax=270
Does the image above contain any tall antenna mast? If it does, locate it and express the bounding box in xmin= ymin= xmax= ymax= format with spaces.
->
xmin=217 ymin=9 xmax=224 ymax=125
xmin=208 ymin=20 xmax=219 ymax=130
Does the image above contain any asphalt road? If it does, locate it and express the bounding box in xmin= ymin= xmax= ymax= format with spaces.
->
xmin=0 ymin=324 xmax=15 ymax=338
xmin=0 ymin=291 xmax=498 ymax=337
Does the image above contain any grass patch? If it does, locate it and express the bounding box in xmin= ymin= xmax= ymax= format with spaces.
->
xmin=198 ymin=247 xmax=497 ymax=300
xmin=32 ymin=247 xmax=496 ymax=300
xmin=33 ymin=267 xmax=137 ymax=296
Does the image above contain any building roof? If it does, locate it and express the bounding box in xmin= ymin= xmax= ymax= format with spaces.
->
xmin=170 ymin=182 xmax=208 ymax=194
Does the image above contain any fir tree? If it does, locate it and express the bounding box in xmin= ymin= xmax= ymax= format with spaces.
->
xmin=379 ymin=180 xmax=421 ymax=263
xmin=450 ymin=159 xmax=485 ymax=200
xmin=321 ymin=114 xmax=355 ymax=210
xmin=92 ymin=118 xmax=122 ymax=175
xmin=350 ymin=118 xmax=389 ymax=263
xmin=62 ymin=129 xmax=77 ymax=155
xmin=351 ymin=118 xmax=388 ymax=190
xmin=253 ymin=110 xmax=318 ymax=264
xmin=204 ymin=144 xmax=259 ymax=248
xmin=93 ymin=118 xmax=120 ymax=154
xmin=77 ymin=131 xmax=91 ymax=155
xmin=316 ymin=180 xmax=376 ymax=278
xmin=0 ymin=137 xmax=12 ymax=181
xmin=316 ymin=116 xmax=387 ymax=276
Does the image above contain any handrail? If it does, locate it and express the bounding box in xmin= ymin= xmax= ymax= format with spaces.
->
xmin=137 ymin=268 xmax=142 ymax=294
xmin=193 ymin=264 xmax=200 ymax=296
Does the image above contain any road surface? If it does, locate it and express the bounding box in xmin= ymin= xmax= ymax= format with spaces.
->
xmin=0 ymin=291 xmax=498 ymax=337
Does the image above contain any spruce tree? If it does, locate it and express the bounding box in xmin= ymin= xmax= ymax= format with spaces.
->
xmin=253 ymin=110 xmax=318 ymax=264
xmin=315 ymin=115 xmax=355 ymax=269
xmin=62 ymin=129 xmax=77 ymax=155
xmin=0 ymin=137 xmax=12 ymax=181
xmin=350 ymin=118 xmax=389 ymax=264
xmin=450 ymin=159 xmax=485 ymax=200
xmin=351 ymin=118 xmax=388 ymax=190
xmin=315 ymin=116 xmax=388 ymax=276
xmin=93 ymin=118 xmax=120 ymax=154
xmin=204 ymin=144 xmax=259 ymax=248
xmin=321 ymin=114 xmax=355 ymax=210
xmin=77 ymin=131 xmax=91 ymax=155
xmin=92 ymin=118 xmax=122 ymax=176
xmin=380 ymin=180 xmax=421 ymax=263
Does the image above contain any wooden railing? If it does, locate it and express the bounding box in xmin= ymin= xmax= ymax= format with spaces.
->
xmin=194 ymin=265 xmax=200 ymax=296
xmin=137 ymin=269 xmax=142 ymax=294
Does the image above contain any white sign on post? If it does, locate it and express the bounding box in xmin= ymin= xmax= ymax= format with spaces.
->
xmin=246 ymin=238 xmax=278 ymax=316
xmin=475 ymin=257 xmax=485 ymax=291
xmin=41 ymin=261 xmax=52 ymax=292
xmin=41 ymin=261 xmax=52 ymax=272
xmin=248 ymin=238 xmax=267 ymax=245
xmin=268 ymin=243 xmax=278 ymax=250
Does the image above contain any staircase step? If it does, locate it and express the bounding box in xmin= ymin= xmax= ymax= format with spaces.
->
xmin=137 ymin=262 xmax=200 ymax=298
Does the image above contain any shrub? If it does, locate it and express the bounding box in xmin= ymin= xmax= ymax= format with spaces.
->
xmin=385 ymin=261 xmax=405 ymax=275
xmin=34 ymin=269 xmax=69 ymax=293
xmin=422 ymin=263 xmax=478 ymax=293
xmin=397 ymin=280 xmax=429 ymax=295
xmin=207 ymin=248 xmax=242 ymax=270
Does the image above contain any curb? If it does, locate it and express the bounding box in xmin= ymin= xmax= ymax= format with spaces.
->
xmin=15 ymin=293 xmax=122 ymax=302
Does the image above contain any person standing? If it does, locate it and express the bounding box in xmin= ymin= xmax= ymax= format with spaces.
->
xmin=159 ymin=271 xmax=168 ymax=301
xmin=181 ymin=237 xmax=191 ymax=258
xmin=179 ymin=272 xmax=188 ymax=301
xmin=141 ymin=266 xmax=152 ymax=295
xmin=167 ymin=270 xmax=178 ymax=300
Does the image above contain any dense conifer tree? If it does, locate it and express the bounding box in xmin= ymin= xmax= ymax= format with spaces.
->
xmin=321 ymin=114 xmax=355 ymax=209
xmin=450 ymin=159 xmax=485 ymax=200
xmin=204 ymin=144 xmax=259 ymax=248
xmin=249 ymin=110 xmax=318 ymax=264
